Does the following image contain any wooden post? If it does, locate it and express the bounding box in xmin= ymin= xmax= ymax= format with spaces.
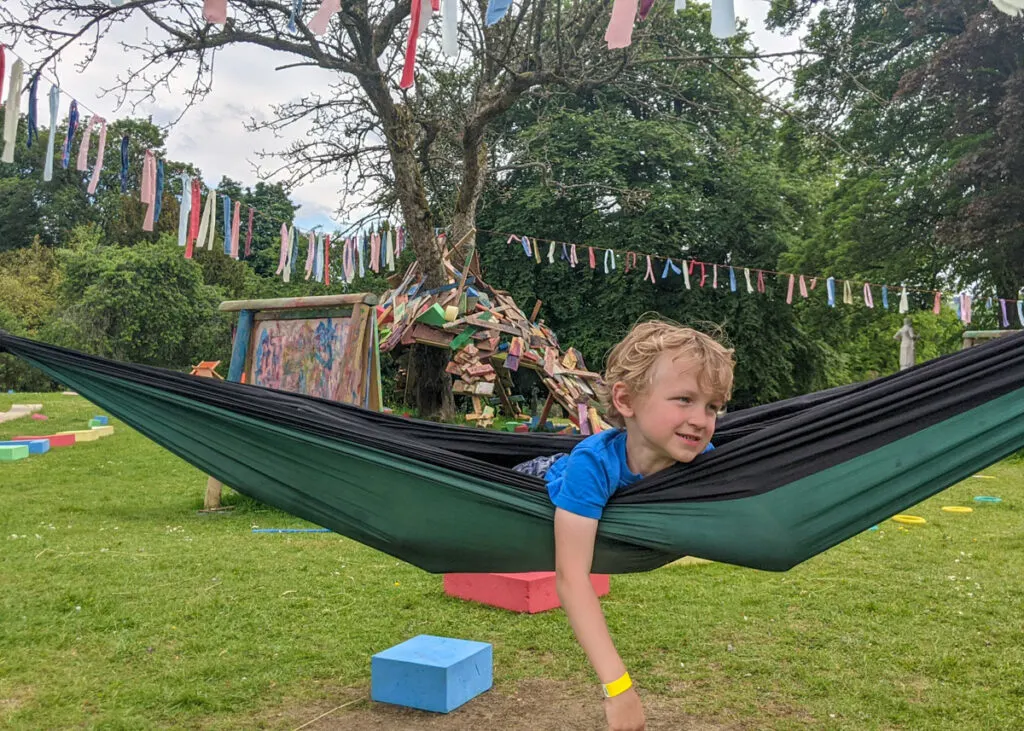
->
xmin=203 ymin=476 xmax=223 ymax=511
xmin=530 ymin=299 xmax=543 ymax=323
xmin=190 ymin=361 xmax=232 ymax=512
xmin=533 ymin=393 xmax=555 ymax=432
xmin=227 ymin=310 xmax=254 ymax=383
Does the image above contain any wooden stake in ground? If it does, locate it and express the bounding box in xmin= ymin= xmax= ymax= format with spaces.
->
xmin=190 ymin=361 xmax=231 ymax=512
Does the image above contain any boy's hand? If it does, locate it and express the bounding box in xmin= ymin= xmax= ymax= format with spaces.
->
xmin=604 ymin=687 xmax=645 ymax=731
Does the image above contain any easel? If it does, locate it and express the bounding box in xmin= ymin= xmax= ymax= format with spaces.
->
xmin=189 ymin=361 xmax=231 ymax=512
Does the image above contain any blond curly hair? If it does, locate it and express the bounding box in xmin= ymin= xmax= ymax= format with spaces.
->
xmin=596 ymin=320 xmax=735 ymax=428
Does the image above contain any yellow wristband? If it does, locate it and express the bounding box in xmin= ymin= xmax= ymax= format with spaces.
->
xmin=602 ymin=672 xmax=632 ymax=698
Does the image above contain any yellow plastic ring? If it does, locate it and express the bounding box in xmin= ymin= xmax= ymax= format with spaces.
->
xmin=941 ymin=506 xmax=973 ymax=514
xmin=891 ymin=515 xmax=926 ymax=525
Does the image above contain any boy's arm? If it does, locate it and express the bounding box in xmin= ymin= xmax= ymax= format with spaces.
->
xmin=553 ymin=507 xmax=628 ymax=685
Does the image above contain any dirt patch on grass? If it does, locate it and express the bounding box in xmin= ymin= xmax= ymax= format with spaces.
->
xmin=270 ymin=679 xmax=740 ymax=731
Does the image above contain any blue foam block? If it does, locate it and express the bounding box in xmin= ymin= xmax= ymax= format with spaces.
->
xmin=0 ymin=439 xmax=50 ymax=455
xmin=371 ymin=634 xmax=492 ymax=713
xmin=92 ymin=415 xmax=109 ymax=425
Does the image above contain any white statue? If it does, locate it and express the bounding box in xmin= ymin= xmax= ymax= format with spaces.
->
xmin=893 ymin=317 xmax=917 ymax=371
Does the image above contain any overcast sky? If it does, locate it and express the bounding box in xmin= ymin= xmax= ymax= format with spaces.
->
xmin=4 ymin=1 xmax=802 ymax=233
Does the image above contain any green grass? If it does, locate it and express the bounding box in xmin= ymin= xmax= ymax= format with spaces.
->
xmin=1 ymin=392 xmax=1023 ymax=729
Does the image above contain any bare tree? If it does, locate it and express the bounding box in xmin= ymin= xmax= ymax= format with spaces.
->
xmin=0 ymin=0 xmax=781 ymax=416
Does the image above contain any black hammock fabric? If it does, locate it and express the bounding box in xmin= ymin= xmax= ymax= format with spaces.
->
xmin=2 ymin=330 xmax=1022 ymax=574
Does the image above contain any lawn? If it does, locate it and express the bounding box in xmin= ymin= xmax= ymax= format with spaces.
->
xmin=1 ymin=392 xmax=1022 ymax=730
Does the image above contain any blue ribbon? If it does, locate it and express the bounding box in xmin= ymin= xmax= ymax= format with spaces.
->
xmin=729 ymin=266 xmax=737 ymax=292
xmin=119 ymin=135 xmax=129 ymax=193
xmin=881 ymin=285 xmax=888 ymax=310
xmin=1018 ymin=300 xmax=1024 ymax=327
xmin=826 ymin=277 xmax=836 ymax=307
xmin=222 ymin=195 xmax=232 ymax=254
xmin=26 ymin=72 xmax=39 ymax=148
xmin=62 ymin=101 xmax=79 ymax=169
xmin=288 ymin=0 xmax=302 ymax=32
xmin=153 ymin=160 xmax=164 ymax=223
xmin=485 ymin=0 xmax=513 ymax=26
xmin=561 ymin=243 xmax=569 ymax=261
xmin=521 ymin=236 xmax=532 ymax=257
xmin=661 ymin=258 xmax=681 ymax=279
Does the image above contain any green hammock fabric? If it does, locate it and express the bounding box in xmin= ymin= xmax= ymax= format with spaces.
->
xmin=2 ymin=331 xmax=1022 ymax=574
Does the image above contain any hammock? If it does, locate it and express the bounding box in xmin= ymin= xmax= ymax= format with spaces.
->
xmin=2 ymin=330 xmax=1022 ymax=575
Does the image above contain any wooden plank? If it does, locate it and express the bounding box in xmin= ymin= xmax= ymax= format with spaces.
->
xmin=219 ymin=293 xmax=377 ymax=312
xmin=532 ymin=393 xmax=555 ymax=432
xmin=530 ymin=299 xmax=543 ymax=322
xmin=254 ymin=307 xmax=353 ymax=322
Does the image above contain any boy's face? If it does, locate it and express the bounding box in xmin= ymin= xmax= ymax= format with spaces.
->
xmin=614 ymin=350 xmax=724 ymax=470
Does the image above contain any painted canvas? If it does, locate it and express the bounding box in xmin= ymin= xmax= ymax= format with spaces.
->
xmin=251 ymin=317 xmax=357 ymax=402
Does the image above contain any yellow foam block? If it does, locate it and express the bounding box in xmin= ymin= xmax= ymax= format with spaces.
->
xmin=90 ymin=426 xmax=114 ymax=437
xmin=56 ymin=430 xmax=101 ymax=443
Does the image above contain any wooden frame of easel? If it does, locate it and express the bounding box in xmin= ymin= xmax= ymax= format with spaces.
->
xmin=198 ymin=293 xmax=383 ymax=511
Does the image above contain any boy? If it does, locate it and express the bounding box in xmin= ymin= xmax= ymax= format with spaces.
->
xmin=514 ymin=321 xmax=735 ymax=731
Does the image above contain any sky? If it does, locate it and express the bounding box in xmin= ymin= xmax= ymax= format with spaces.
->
xmin=4 ymin=1 xmax=803 ymax=233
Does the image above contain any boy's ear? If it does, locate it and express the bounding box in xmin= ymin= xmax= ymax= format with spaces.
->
xmin=611 ymin=382 xmax=635 ymax=419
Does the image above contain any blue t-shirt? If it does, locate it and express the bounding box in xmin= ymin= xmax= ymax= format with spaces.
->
xmin=546 ymin=429 xmax=713 ymax=520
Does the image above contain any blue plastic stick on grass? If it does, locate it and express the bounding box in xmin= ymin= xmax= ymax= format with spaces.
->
xmin=973 ymin=496 xmax=1002 ymax=503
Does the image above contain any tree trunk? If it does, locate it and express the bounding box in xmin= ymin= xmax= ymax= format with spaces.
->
xmin=374 ymin=92 xmax=454 ymax=418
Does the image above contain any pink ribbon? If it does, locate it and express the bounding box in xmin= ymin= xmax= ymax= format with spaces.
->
xmin=203 ymin=0 xmax=228 ymax=24
xmin=712 ymin=264 xmax=718 ymax=289
xmin=799 ymin=275 xmax=808 ymax=298
xmin=933 ymin=292 xmax=942 ymax=315
xmin=141 ymin=150 xmax=157 ymax=232
xmin=786 ymin=274 xmax=795 ymax=304
xmin=644 ymin=255 xmax=655 ymax=283
xmin=605 ymin=0 xmax=640 ymax=49
xmin=308 ymin=0 xmax=341 ymax=35
xmin=588 ymin=246 xmax=596 ymax=269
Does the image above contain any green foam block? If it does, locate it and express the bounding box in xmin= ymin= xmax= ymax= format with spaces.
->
xmin=0 ymin=444 xmax=30 ymax=462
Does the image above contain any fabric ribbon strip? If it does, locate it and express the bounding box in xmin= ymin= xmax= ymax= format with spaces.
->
xmin=245 ymin=207 xmax=254 ymax=257
xmin=220 ymin=194 xmax=231 ymax=253
xmin=177 ymin=174 xmax=192 ymax=248
xmin=729 ymin=266 xmax=737 ymax=292
xmin=520 ymin=235 xmax=531 ymax=257
xmin=119 ymin=135 xmax=129 ymax=193
xmin=485 ymin=0 xmax=512 ymax=25
xmin=756 ymin=270 xmax=765 ymax=294
xmin=863 ymin=282 xmax=874 ymax=308
xmin=1001 ymin=299 xmax=1009 ymax=327
xmin=786 ymin=274 xmax=795 ymax=304
xmin=442 ymin=0 xmax=458 ymax=56
xmin=699 ymin=262 xmax=706 ymax=287
xmin=61 ymin=100 xmax=79 ymax=170
xmin=799 ymin=275 xmax=808 ymax=298
xmin=547 ymin=241 xmax=556 ymax=264
xmin=187 ymin=180 xmax=202 ymax=253
xmin=203 ymin=0 xmax=228 ymax=23
xmin=141 ymin=150 xmax=158 ymax=232
xmin=881 ymin=285 xmax=888 ymax=310
xmin=588 ymin=246 xmax=596 ymax=269
xmin=899 ymin=286 xmax=909 ymax=314
xmin=605 ymin=0 xmax=640 ymax=49
xmin=682 ymin=259 xmax=691 ymax=289
xmin=744 ymin=268 xmax=753 ymax=293
xmin=644 ymin=255 xmax=655 ymax=283
xmin=43 ymin=85 xmax=59 ymax=182
xmin=842 ymin=280 xmax=853 ymax=305
xmin=86 ymin=118 xmax=107 ymax=195
xmin=153 ymin=160 xmax=165 ymax=223
xmin=933 ymin=292 xmax=942 ymax=315
xmin=324 ymin=234 xmax=331 ymax=284
xmin=231 ymin=201 xmax=241 ymax=259
xmin=308 ymin=0 xmax=340 ymax=35
xmin=2 ymin=58 xmax=24 ymax=164
xmin=305 ymin=232 xmax=316 ymax=279
xmin=400 ymin=0 xmax=433 ymax=89
xmin=713 ymin=264 xmax=718 ymax=289
xmin=826 ymin=277 xmax=836 ymax=307
xmin=26 ymin=72 xmax=38 ymax=148
xmin=661 ymin=257 xmax=680 ymax=279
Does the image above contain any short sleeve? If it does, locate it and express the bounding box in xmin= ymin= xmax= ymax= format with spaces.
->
xmin=550 ymin=447 xmax=613 ymax=520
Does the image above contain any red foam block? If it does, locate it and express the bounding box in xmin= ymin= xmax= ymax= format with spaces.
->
xmin=443 ymin=572 xmax=610 ymax=614
xmin=13 ymin=434 xmax=75 ymax=448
